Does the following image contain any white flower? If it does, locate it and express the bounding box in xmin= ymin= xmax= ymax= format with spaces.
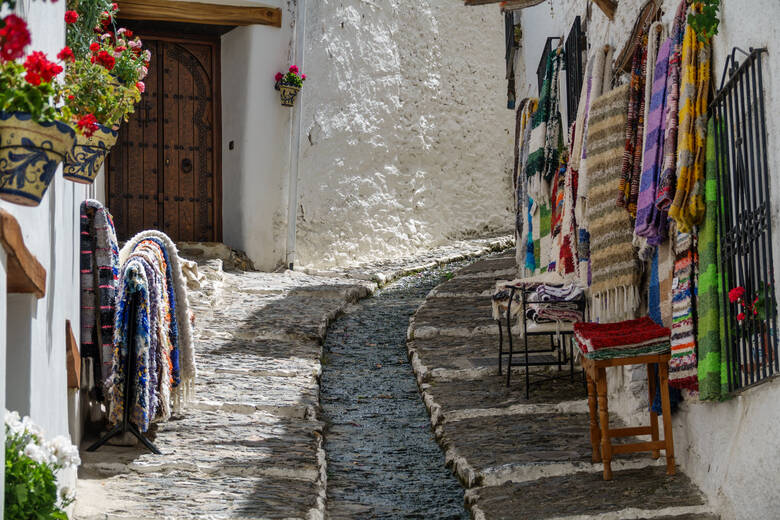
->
xmin=47 ymin=436 xmax=81 ymax=468
xmin=23 ymin=442 xmax=52 ymax=465
xmin=58 ymin=486 xmax=74 ymax=503
xmin=21 ymin=416 xmax=43 ymax=438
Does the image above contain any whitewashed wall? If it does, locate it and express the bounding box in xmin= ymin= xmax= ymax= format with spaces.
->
xmin=293 ymin=0 xmax=514 ymax=269
xmin=515 ymin=1 xmax=780 ymax=518
xmin=1 ymin=0 xmax=85 ymax=506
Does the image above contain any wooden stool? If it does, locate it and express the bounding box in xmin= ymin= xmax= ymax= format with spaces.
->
xmin=582 ymin=353 xmax=675 ymax=481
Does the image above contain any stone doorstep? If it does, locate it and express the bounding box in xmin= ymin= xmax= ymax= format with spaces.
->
xmin=464 ymin=466 xmax=710 ymax=520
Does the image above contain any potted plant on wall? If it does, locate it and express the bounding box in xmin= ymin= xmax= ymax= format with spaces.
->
xmin=274 ymin=65 xmax=305 ymax=107
xmin=0 ymin=14 xmax=76 ymax=206
xmin=61 ymin=1 xmax=149 ymax=184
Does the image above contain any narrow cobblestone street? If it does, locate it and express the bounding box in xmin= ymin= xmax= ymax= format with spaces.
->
xmin=321 ymin=267 xmax=470 ymax=519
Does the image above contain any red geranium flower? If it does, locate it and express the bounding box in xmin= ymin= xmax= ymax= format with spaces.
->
xmin=274 ymin=72 xmax=283 ymax=82
xmin=115 ymin=46 xmax=126 ymax=52
xmin=57 ymin=46 xmax=75 ymax=62
xmin=101 ymin=12 xmax=112 ymax=27
xmin=95 ymin=50 xmax=115 ymax=70
xmin=64 ymin=10 xmax=79 ymax=24
xmin=301 ymin=73 xmax=306 ymax=80
xmin=125 ymin=30 xmax=134 ymax=38
xmin=289 ymin=65 xmax=299 ymax=74
xmin=24 ymin=51 xmax=63 ymax=83
xmin=729 ymin=286 xmax=745 ymax=304
xmin=737 ymin=312 xmax=746 ymax=322
xmin=0 ymin=14 xmax=31 ymax=62
xmin=111 ymin=3 xmax=118 ymax=10
xmin=89 ymin=41 xmax=100 ymax=52
xmin=77 ymin=114 xmax=99 ymax=137
xmin=136 ymin=81 xmax=145 ymax=93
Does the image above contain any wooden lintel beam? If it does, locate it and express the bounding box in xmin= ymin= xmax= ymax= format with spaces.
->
xmin=464 ymin=0 xmax=545 ymax=7
xmin=118 ymin=0 xmax=282 ymax=28
xmin=593 ymin=0 xmax=617 ymax=20
xmin=0 ymin=209 xmax=46 ymax=299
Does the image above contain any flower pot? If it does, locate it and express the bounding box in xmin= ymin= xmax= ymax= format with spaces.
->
xmin=0 ymin=112 xmax=76 ymax=207
xmin=279 ymin=84 xmax=301 ymax=107
xmin=63 ymin=124 xmax=118 ymax=184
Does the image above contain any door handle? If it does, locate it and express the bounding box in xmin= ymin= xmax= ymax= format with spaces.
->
xmin=181 ymin=158 xmax=192 ymax=173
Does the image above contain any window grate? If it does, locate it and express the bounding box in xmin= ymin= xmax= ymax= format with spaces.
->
xmin=711 ymin=47 xmax=778 ymax=392
xmin=564 ymin=16 xmax=585 ymax=127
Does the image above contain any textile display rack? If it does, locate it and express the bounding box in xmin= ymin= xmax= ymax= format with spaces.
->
xmin=497 ymin=283 xmax=587 ymax=398
xmin=87 ymin=292 xmax=161 ymax=455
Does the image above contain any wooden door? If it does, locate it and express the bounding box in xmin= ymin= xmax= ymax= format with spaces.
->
xmin=107 ymin=36 xmax=221 ymax=242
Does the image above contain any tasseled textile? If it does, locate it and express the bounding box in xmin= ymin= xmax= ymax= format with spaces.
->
xmin=79 ymin=199 xmax=120 ymax=399
xmin=669 ymin=230 xmax=699 ymax=390
xmin=617 ymin=31 xmax=649 ymax=218
xmin=586 ymin=84 xmax=641 ymax=322
xmin=656 ymin=0 xmax=688 ymax=211
xmin=120 ymin=230 xmax=196 ymax=409
xmin=697 ymin=117 xmax=728 ymax=400
xmin=515 ymin=98 xmax=538 ymax=271
xmin=668 ymin=11 xmax=711 ymax=232
xmin=108 ymin=260 xmax=152 ymax=432
xmin=635 ymin=34 xmax=671 ymax=248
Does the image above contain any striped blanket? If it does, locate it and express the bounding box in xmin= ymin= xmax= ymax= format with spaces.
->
xmin=79 ymin=200 xmax=120 ymax=399
xmin=585 ymin=84 xmax=641 ymax=322
xmin=574 ymin=317 xmax=670 ymax=359
xmin=669 ymin=231 xmax=699 ymax=390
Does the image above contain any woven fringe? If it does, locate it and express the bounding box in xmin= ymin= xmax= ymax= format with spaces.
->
xmin=592 ymin=285 xmax=641 ymax=323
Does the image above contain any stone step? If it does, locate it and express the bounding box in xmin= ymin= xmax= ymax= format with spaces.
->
xmin=466 ymin=466 xmax=711 ymax=520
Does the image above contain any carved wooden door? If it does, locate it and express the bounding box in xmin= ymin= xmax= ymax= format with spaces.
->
xmin=107 ymin=37 xmax=221 ymax=242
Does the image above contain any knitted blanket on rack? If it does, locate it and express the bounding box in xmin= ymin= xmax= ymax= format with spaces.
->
xmin=635 ymin=35 xmax=671 ymax=249
xmin=108 ymin=259 xmax=152 ymax=432
xmin=617 ymin=31 xmax=649 ymax=218
xmin=574 ymin=317 xmax=670 ymax=355
xmin=668 ymin=18 xmax=711 ymax=232
xmin=120 ymin=230 xmax=196 ymax=410
xmin=79 ymin=199 xmax=120 ymax=399
xmin=527 ymin=48 xmax=563 ymax=199
xmin=656 ymin=0 xmax=688 ymax=211
xmin=586 ymin=84 xmax=641 ymax=322
xmin=515 ymin=98 xmax=538 ymax=270
xmin=697 ymin=118 xmax=728 ymax=400
xmin=670 ymin=230 xmax=699 ymax=390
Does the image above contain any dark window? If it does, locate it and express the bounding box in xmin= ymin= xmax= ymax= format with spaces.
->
xmin=564 ymin=16 xmax=585 ymax=127
xmin=712 ymin=47 xmax=778 ymax=392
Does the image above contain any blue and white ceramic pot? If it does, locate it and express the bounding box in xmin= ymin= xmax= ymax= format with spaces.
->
xmin=279 ymin=84 xmax=301 ymax=107
xmin=63 ymin=123 xmax=118 ymax=184
xmin=0 ymin=112 xmax=76 ymax=206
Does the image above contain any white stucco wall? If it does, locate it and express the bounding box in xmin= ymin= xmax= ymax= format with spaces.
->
xmin=291 ymin=0 xmax=514 ymax=269
xmin=516 ymin=1 xmax=780 ymax=518
xmin=221 ymin=3 xmax=294 ymax=271
xmin=1 ymin=0 xmax=84 ymax=502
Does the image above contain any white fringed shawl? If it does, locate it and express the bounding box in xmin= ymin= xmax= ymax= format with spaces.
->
xmin=120 ymin=230 xmax=196 ymax=410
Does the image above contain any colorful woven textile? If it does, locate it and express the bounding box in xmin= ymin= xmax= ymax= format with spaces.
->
xmin=656 ymin=1 xmax=688 ymax=211
xmin=515 ymin=99 xmax=538 ymax=270
xmin=79 ymin=199 xmax=120 ymax=398
xmin=574 ymin=317 xmax=670 ymax=353
xmin=669 ymin=230 xmax=699 ymax=390
xmin=526 ymin=47 xmax=563 ymax=198
xmin=585 ymin=84 xmax=641 ymax=322
xmin=658 ymin=223 xmax=676 ymax=328
xmin=697 ymin=117 xmax=728 ymax=400
xmin=669 ymin=17 xmax=711 ymax=232
xmin=578 ymin=341 xmax=671 ymax=360
xmin=635 ymin=36 xmax=672 ymax=248
xmin=549 ymin=161 xmax=567 ymax=272
xmin=108 ymin=260 xmax=152 ymax=432
xmin=617 ymin=32 xmax=649 ymax=217
xmin=120 ymin=230 xmax=196 ymax=409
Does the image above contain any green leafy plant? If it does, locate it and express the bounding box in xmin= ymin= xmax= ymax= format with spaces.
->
xmin=0 ymin=14 xmax=70 ymax=123
xmin=5 ymin=410 xmax=81 ymax=520
xmin=688 ymin=0 xmax=720 ymax=43
xmin=63 ymin=1 xmax=149 ymax=134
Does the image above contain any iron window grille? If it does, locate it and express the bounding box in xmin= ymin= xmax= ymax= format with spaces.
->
xmin=711 ymin=47 xmax=778 ymax=392
xmin=564 ymin=16 xmax=585 ymax=127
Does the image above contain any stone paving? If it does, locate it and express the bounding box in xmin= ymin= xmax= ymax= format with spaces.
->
xmin=72 ymin=236 xmax=510 ymax=520
xmin=407 ymin=250 xmax=720 ymax=520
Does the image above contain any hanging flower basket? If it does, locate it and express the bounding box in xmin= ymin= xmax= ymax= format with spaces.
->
xmin=279 ymin=84 xmax=301 ymax=107
xmin=275 ymin=65 xmax=305 ymax=107
xmin=0 ymin=112 xmax=76 ymax=206
xmin=63 ymin=123 xmax=118 ymax=184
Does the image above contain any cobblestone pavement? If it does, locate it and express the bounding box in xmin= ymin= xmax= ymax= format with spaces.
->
xmin=321 ymin=267 xmax=471 ymax=519
xmin=72 ymin=236 xmax=510 ymax=520
xmin=407 ymin=251 xmax=720 ymax=520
